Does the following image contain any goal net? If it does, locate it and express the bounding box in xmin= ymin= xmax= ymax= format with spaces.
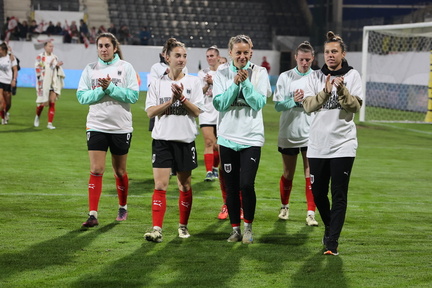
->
xmin=360 ymin=22 xmax=432 ymax=122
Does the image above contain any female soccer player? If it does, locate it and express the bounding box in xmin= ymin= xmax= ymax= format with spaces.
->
xmin=198 ymin=45 xmax=221 ymax=183
xmin=0 ymin=43 xmax=18 ymax=125
xmin=34 ymin=41 xmax=65 ymax=129
xmin=213 ymin=35 xmax=271 ymax=244
xmin=144 ymin=38 xmax=204 ymax=243
xmin=273 ymin=41 xmax=318 ymax=226
xmin=77 ymin=32 xmax=139 ymax=228
xmin=303 ymin=31 xmax=363 ymax=255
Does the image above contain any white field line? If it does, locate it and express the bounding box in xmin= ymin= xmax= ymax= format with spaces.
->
xmin=0 ymin=192 xmax=430 ymax=205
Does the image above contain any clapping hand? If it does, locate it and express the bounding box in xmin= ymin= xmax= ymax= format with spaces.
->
xmin=98 ymin=74 xmax=112 ymax=90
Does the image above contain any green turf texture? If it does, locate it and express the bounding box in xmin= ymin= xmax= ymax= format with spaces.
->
xmin=1 ymin=88 xmax=431 ymax=288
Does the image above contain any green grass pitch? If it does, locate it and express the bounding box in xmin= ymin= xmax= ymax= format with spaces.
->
xmin=0 ymin=88 xmax=431 ymax=287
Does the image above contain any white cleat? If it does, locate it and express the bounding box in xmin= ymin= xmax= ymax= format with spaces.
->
xmin=47 ymin=123 xmax=56 ymax=129
xmin=34 ymin=116 xmax=40 ymax=127
xmin=278 ymin=207 xmax=289 ymax=220
xmin=306 ymin=214 xmax=319 ymax=226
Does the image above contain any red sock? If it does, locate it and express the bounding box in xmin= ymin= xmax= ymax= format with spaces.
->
xmin=115 ymin=173 xmax=128 ymax=206
xmin=305 ymin=177 xmax=316 ymax=211
xmin=179 ymin=189 xmax=193 ymax=226
xmin=36 ymin=105 xmax=44 ymax=117
xmin=279 ymin=175 xmax=292 ymax=205
xmin=213 ymin=149 xmax=220 ymax=168
xmin=88 ymin=172 xmax=103 ymax=211
xmin=204 ymin=153 xmax=213 ymax=172
xmin=48 ymin=102 xmax=55 ymax=123
xmin=0 ymin=110 xmax=4 ymax=119
xmin=152 ymin=189 xmax=166 ymax=228
xmin=218 ymin=166 xmax=227 ymax=204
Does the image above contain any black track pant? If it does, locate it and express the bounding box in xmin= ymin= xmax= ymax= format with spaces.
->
xmin=308 ymin=157 xmax=355 ymax=241
xmin=219 ymin=145 xmax=261 ymax=225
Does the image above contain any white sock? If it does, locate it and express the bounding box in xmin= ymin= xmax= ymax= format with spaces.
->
xmin=282 ymin=204 xmax=288 ymax=208
xmin=307 ymin=210 xmax=315 ymax=216
xmin=89 ymin=210 xmax=98 ymax=218
xmin=153 ymin=226 xmax=162 ymax=232
xmin=244 ymin=222 xmax=252 ymax=230
xmin=120 ymin=204 xmax=127 ymax=210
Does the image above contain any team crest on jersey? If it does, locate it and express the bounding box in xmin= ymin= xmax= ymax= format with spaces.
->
xmin=118 ymin=70 xmax=122 ymax=76
xmin=310 ymin=174 xmax=314 ymax=184
xmin=186 ymin=89 xmax=191 ymax=95
xmin=152 ymin=154 xmax=156 ymax=163
xmin=224 ymin=163 xmax=232 ymax=173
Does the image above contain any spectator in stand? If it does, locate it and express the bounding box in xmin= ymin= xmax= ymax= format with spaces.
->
xmin=107 ymin=23 xmax=117 ymax=37
xmin=45 ymin=21 xmax=55 ymax=35
xmin=98 ymin=25 xmax=107 ymax=34
xmin=89 ymin=26 xmax=97 ymax=44
xmin=261 ymin=56 xmax=270 ymax=73
xmin=17 ymin=20 xmax=29 ymax=41
xmin=70 ymin=22 xmax=80 ymax=43
xmin=139 ymin=26 xmax=151 ymax=45
xmin=79 ymin=19 xmax=89 ymax=43
xmin=118 ymin=25 xmax=131 ymax=45
xmin=29 ymin=20 xmax=39 ymax=37
xmin=53 ymin=22 xmax=63 ymax=35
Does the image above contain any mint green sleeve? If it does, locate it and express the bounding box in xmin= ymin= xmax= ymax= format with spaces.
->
xmin=274 ymin=98 xmax=296 ymax=112
xmin=105 ymin=65 xmax=139 ymax=104
xmin=240 ymin=79 xmax=267 ymax=111
xmin=76 ymin=66 xmax=106 ymax=105
xmin=213 ymin=79 xmax=240 ymax=112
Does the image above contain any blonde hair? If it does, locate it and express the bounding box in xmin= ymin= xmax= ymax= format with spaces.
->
xmin=228 ymin=35 xmax=253 ymax=51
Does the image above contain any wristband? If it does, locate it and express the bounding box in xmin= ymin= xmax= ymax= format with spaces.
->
xmin=180 ymin=96 xmax=186 ymax=103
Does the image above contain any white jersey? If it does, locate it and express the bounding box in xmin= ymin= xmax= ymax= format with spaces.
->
xmin=77 ymin=55 xmax=139 ymax=133
xmin=273 ymin=68 xmax=312 ymax=148
xmin=304 ymin=68 xmax=362 ymax=158
xmin=148 ymin=62 xmax=188 ymax=87
xmin=146 ymin=74 xmax=204 ymax=143
xmin=213 ymin=62 xmax=271 ymax=147
xmin=0 ymin=55 xmax=17 ymax=84
xmin=197 ymin=67 xmax=218 ymax=125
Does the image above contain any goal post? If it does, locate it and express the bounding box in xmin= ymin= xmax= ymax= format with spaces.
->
xmin=360 ymin=22 xmax=432 ymax=122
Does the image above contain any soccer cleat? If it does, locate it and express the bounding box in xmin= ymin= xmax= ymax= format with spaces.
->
xmin=178 ymin=226 xmax=191 ymax=238
xmin=34 ymin=116 xmax=40 ymax=127
xmin=242 ymin=228 xmax=253 ymax=244
xmin=5 ymin=112 xmax=9 ymax=121
xmin=324 ymin=249 xmax=339 ymax=256
xmin=306 ymin=214 xmax=319 ymax=226
xmin=116 ymin=208 xmax=128 ymax=221
xmin=1 ymin=118 xmax=5 ymax=125
xmin=47 ymin=123 xmax=56 ymax=129
xmin=227 ymin=229 xmax=242 ymax=242
xmin=218 ymin=204 xmax=228 ymax=220
xmin=212 ymin=167 xmax=219 ymax=178
xmin=240 ymin=208 xmax=244 ymax=220
xmin=204 ymin=171 xmax=214 ymax=182
xmin=82 ymin=215 xmax=99 ymax=227
xmin=144 ymin=229 xmax=163 ymax=243
xmin=278 ymin=207 xmax=289 ymax=220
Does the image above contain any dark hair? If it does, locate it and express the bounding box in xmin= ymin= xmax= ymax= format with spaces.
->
xmin=163 ymin=38 xmax=186 ymax=56
xmin=0 ymin=42 xmax=8 ymax=52
xmin=96 ymin=32 xmax=123 ymax=60
xmin=325 ymin=31 xmax=347 ymax=53
xmin=228 ymin=34 xmax=253 ymax=51
xmin=295 ymin=41 xmax=314 ymax=56
xmin=43 ymin=41 xmax=52 ymax=47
